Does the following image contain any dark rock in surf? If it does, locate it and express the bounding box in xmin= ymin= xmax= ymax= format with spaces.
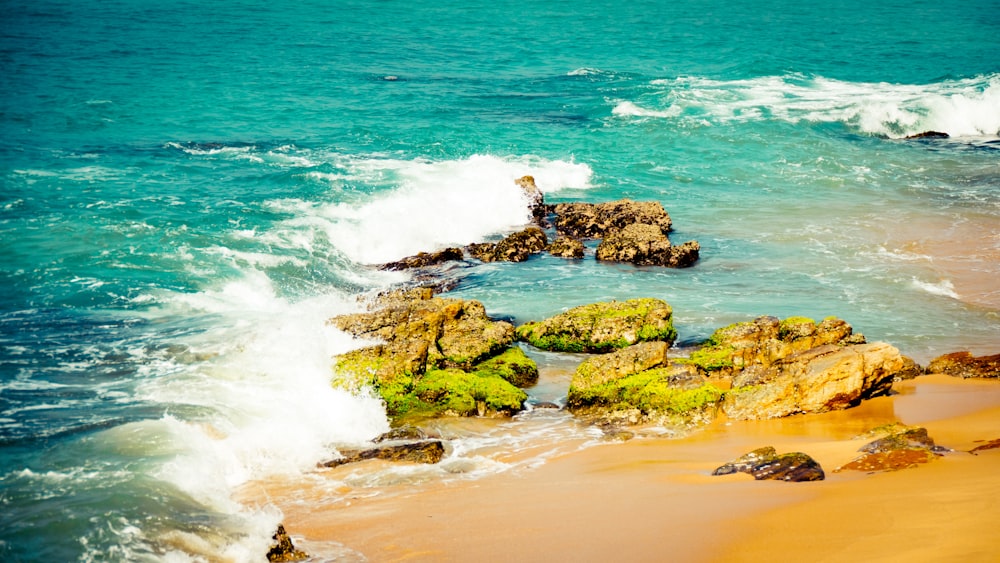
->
xmin=322 ymin=440 xmax=446 ymax=467
xmin=926 ymin=351 xmax=1000 ymax=379
xmin=905 ymin=131 xmax=950 ymax=139
xmin=516 ymin=175 xmax=547 ymax=226
xmin=713 ymin=446 xmax=825 ymax=482
xmin=381 ymin=247 xmax=465 ymax=270
xmin=267 ymin=524 xmax=308 ymax=562
xmin=467 ymin=226 xmax=548 ymax=262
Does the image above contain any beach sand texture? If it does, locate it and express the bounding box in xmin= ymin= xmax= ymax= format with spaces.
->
xmin=255 ymin=374 xmax=1000 ymax=562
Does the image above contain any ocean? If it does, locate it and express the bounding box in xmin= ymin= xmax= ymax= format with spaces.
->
xmin=2 ymin=0 xmax=999 ymax=560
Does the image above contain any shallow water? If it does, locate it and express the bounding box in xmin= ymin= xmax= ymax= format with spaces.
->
xmin=2 ymin=1 xmax=999 ymax=560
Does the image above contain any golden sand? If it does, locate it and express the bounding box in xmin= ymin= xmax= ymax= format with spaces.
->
xmin=255 ymin=374 xmax=1000 ymax=562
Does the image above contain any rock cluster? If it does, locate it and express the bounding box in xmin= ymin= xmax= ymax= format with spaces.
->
xmin=515 ymin=298 xmax=677 ymax=353
xmin=835 ymin=423 xmax=945 ymax=473
xmin=380 ymin=176 xmax=699 ymax=270
xmin=322 ymin=440 xmax=446 ymax=468
xmin=330 ymin=288 xmax=535 ymax=418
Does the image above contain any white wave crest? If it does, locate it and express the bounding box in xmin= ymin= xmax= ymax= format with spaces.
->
xmin=911 ymin=278 xmax=960 ymax=299
xmin=276 ymin=154 xmax=594 ymax=264
xmin=624 ymin=73 xmax=1000 ymax=138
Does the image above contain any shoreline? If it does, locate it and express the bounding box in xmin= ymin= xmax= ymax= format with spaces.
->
xmin=254 ymin=373 xmax=1000 ymax=562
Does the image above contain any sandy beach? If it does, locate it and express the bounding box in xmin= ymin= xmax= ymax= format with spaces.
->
xmin=252 ymin=373 xmax=1000 ymax=562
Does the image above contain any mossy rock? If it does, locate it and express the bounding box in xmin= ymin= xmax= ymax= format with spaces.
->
xmin=414 ymin=368 xmax=527 ymax=416
xmin=569 ymin=367 xmax=723 ymax=416
xmin=516 ymin=298 xmax=677 ymax=353
xmin=474 ymin=346 xmax=539 ymax=387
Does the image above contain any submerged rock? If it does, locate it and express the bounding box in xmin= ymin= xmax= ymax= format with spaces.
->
xmin=323 ymin=440 xmax=446 ymax=468
xmin=926 ymin=351 xmax=1000 ymax=379
xmin=836 ymin=424 xmax=945 ymax=472
xmin=713 ymin=447 xmax=825 ymax=482
xmin=516 ymin=298 xmax=677 ymax=353
xmin=266 ymin=525 xmax=308 ymax=562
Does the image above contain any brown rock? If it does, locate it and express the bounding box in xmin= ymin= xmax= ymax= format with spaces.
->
xmin=266 ymin=524 xmax=308 ymax=562
xmin=713 ymin=447 xmax=825 ymax=482
xmin=467 ymin=227 xmax=548 ymax=262
xmin=905 ymin=131 xmax=950 ymax=139
xmin=548 ymin=236 xmax=585 ymax=259
xmin=926 ymin=351 xmax=1000 ymax=379
xmin=515 ymin=175 xmax=547 ymax=225
xmin=595 ymin=223 xmax=699 ymax=267
xmin=723 ymin=342 xmax=903 ymax=420
xmin=553 ymin=199 xmax=673 ymax=239
xmin=835 ymin=425 xmax=943 ymax=472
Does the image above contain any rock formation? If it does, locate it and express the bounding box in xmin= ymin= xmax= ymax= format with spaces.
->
xmin=467 ymin=226 xmax=548 ymax=262
xmin=926 ymin=351 xmax=1000 ymax=379
xmin=266 ymin=525 xmax=308 ymax=562
xmin=381 ymin=247 xmax=465 ymax=270
xmin=835 ymin=424 xmax=945 ymax=472
xmin=552 ymin=200 xmax=673 ymax=239
xmin=330 ymin=288 xmax=533 ymax=418
xmin=322 ymin=440 xmax=446 ymax=468
xmin=713 ymin=446 xmax=825 ymax=481
xmin=595 ymin=223 xmax=700 ymax=267
xmin=515 ymin=298 xmax=677 ymax=353
xmin=548 ymin=236 xmax=585 ymax=259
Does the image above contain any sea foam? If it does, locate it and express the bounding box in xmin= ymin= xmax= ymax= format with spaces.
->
xmin=276 ymin=154 xmax=594 ymax=264
xmin=622 ymin=73 xmax=1000 ymax=139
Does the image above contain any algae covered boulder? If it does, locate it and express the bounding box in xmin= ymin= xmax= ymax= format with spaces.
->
xmin=681 ymin=315 xmax=915 ymax=420
xmin=516 ymin=298 xmax=677 ymax=353
xmin=552 ymin=199 xmax=673 ymax=239
xmin=835 ymin=424 xmax=944 ymax=473
xmin=595 ymin=223 xmax=700 ymax=268
xmin=467 ymin=227 xmax=548 ymax=263
xmin=713 ymin=447 xmax=825 ymax=482
xmin=330 ymin=288 xmax=533 ymax=419
xmin=566 ymin=341 xmax=724 ymax=427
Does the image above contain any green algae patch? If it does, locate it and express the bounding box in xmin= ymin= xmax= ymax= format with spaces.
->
xmin=778 ymin=316 xmax=817 ymax=339
xmin=682 ymin=345 xmax=735 ymax=372
xmin=414 ymin=368 xmax=527 ymax=416
xmin=515 ymin=298 xmax=677 ymax=353
xmin=569 ymin=366 xmax=724 ymax=416
xmin=474 ymin=346 xmax=538 ymax=387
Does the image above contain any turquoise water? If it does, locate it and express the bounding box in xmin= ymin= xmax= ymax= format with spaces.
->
xmin=2 ymin=1 xmax=999 ymax=560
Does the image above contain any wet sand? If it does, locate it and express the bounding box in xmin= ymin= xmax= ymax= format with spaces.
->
xmin=258 ymin=374 xmax=1000 ymax=562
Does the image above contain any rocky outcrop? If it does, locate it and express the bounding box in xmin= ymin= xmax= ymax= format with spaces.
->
xmin=713 ymin=447 xmax=825 ymax=482
xmin=552 ymin=200 xmax=673 ymax=239
xmin=267 ymin=525 xmax=308 ymax=562
xmin=679 ymin=316 xmax=913 ymax=420
xmin=595 ymin=223 xmax=699 ymax=267
xmin=835 ymin=424 xmax=945 ymax=472
xmin=516 ymin=175 xmax=547 ymax=226
xmin=322 ymin=440 xmax=446 ymax=468
xmin=566 ymin=341 xmax=723 ymax=427
xmin=926 ymin=351 xmax=1000 ymax=379
xmin=381 ymin=247 xmax=465 ymax=270
xmin=467 ymin=226 xmax=548 ymax=262
xmin=548 ymin=236 xmax=585 ymax=259
xmin=722 ymin=342 xmax=904 ymax=420
xmin=330 ymin=288 xmax=532 ymax=418
xmin=516 ymin=298 xmax=677 ymax=353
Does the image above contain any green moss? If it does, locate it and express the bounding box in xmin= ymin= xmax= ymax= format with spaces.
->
xmin=413 ymin=368 xmax=527 ymax=416
xmin=474 ymin=347 xmax=539 ymax=387
xmin=682 ymin=345 xmax=735 ymax=372
xmin=638 ymin=324 xmax=678 ymax=343
xmin=570 ymin=367 xmax=724 ymax=415
xmin=779 ymin=316 xmax=816 ymax=339
xmin=516 ymin=298 xmax=676 ymax=352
